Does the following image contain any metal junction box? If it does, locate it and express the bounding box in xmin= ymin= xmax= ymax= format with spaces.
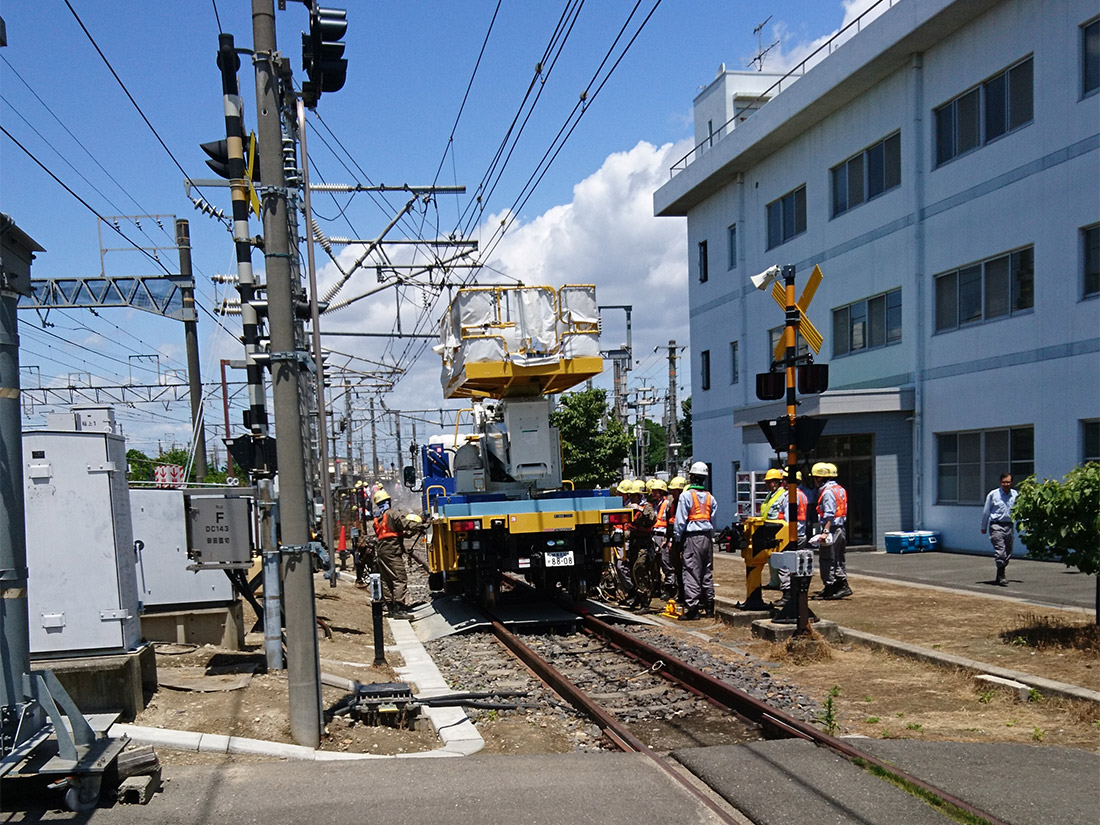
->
xmin=187 ymin=493 xmax=252 ymax=567
xmin=131 ymin=488 xmax=242 ymax=609
xmin=23 ymin=428 xmax=142 ymax=655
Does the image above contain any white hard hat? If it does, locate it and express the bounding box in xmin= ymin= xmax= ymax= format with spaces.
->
xmin=689 ymin=461 xmax=708 ymax=477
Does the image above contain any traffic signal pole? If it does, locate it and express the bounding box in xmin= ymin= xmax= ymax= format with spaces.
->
xmin=780 ymin=265 xmax=811 ymax=635
xmin=252 ymin=0 xmax=324 ymax=748
xmin=214 ymin=33 xmax=282 ymax=674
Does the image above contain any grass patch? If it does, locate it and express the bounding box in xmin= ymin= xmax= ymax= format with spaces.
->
xmin=853 ymin=757 xmax=996 ymax=825
xmin=999 ymin=614 xmax=1100 ymax=652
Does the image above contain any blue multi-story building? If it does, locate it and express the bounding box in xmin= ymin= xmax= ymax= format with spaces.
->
xmin=654 ymin=0 xmax=1099 ymax=551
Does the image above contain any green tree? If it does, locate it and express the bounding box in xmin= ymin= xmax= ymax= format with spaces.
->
xmin=1014 ymin=462 xmax=1100 ymax=624
xmin=550 ymin=388 xmax=631 ymax=488
xmin=126 ymin=448 xmax=154 ymax=481
xmin=678 ymin=396 xmax=692 ymax=463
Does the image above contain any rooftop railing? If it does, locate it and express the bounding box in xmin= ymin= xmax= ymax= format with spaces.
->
xmin=668 ymin=0 xmax=900 ymax=178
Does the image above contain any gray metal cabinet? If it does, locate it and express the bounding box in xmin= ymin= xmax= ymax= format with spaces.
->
xmin=23 ymin=430 xmax=141 ymax=654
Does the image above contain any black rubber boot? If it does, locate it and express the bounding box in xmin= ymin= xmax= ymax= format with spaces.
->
xmin=825 ymin=579 xmax=853 ymax=599
xmin=995 ymin=568 xmax=1008 ymax=587
xmin=388 ymin=602 xmax=413 ymax=619
xmin=678 ymin=607 xmax=700 ymax=621
xmin=811 ymin=581 xmax=837 ymax=600
xmin=703 ymin=600 xmax=715 ymax=618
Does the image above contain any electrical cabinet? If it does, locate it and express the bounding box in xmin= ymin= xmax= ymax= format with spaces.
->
xmin=131 ymin=488 xmax=243 ymax=609
xmin=23 ymin=428 xmax=142 ymax=655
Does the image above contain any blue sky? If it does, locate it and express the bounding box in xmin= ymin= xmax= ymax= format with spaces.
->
xmin=2 ymin=0 xmax=873 ymax=464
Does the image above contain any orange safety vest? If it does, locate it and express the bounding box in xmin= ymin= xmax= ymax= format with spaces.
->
xmin=631 ymin=505 xmax=654 ymax=534
xmin=816 ymin=483 xmax=847 ymax=520
xmin=687 ymin=490 xmax=714 ymax=522
xmin=373 ymin=511 xmax=400 ymax=540
xmin=654 ymin=499 xmax=670 ymax=531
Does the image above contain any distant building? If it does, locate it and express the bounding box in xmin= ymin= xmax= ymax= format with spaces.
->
xmin=655 ymin=0 xmax=1100 ymax=551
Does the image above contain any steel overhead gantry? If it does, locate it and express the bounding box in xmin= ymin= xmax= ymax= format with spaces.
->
xmin=16 ymin=215 xmax=211 ymax=480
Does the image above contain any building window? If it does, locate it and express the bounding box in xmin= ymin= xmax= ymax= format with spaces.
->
xmin=1084 ymin=224 xmax=1099 ymax=298
xmin=766 ymin=185 xmax=807 ymax=250
xmin=934 ymin=246 xmax=1034 ymax=332
xmin=937 ymin=426 xmax=1034 ymax=504
xmin=832 ymin=132 xmax=901 ymax=216
xmin=727 ymin=224 xmax=738 ymax=270
xmin=935 ymin=56 xmax=1033 ymax=166
xmin=698 ymin=240 xmax=709 ymax=283
xmin=729 ymin=341 xmax=739 ymax=384
xmin=700 ymin=349 xmax=710 ymax=391
xmin=1083 ymin=420 xmax=1100 ymax=463
xmin=1084 ymin=18 xmax=1100 ymax=97
xmin=832 ymin=289 xmax=901 ymax=357
xmin=768 ymin=326 xmax=809 ymax=364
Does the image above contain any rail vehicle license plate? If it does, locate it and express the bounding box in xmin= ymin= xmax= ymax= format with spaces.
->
xmin=544 ymin=550 xmax=574 ymax=567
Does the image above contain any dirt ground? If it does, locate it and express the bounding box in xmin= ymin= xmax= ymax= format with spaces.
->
xmin=132 ymin=555 xmax=1100 ymax=767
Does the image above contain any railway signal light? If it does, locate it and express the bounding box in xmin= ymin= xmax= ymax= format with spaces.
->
xmin=200 ymin=133 xmax=261 ymax=182
xmin=302 ymin=4 xmax=348 ymax=108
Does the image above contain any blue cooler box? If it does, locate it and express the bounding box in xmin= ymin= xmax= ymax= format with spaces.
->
xmin=914 ymin=530 xmax=940 ymax=550
xmin=884 ymin=532 xmax=920 ymax=553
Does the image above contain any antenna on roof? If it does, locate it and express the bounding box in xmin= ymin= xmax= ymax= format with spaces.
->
xmin=749 ymin=16 xmax=779 ymax=72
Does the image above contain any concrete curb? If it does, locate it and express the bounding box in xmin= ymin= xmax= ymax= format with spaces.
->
xmin=836 ymin=626 xmax=1100 ymax=705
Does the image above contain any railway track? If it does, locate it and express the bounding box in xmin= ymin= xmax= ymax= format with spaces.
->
xmin=429 ymin=583 xmax=1010 ymax=825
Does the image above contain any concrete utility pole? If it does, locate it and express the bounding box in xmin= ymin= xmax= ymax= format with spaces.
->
xmin=296 ymin=96 xmax=335 ymax=567
xmin=344 ymin=383 xmax=353 ymax=482
xmin=176 ymin=219 xmax=208 ymax=480
xmin=394 ymin=411 xmax=402 ymax=477
xmin=252 ymin=0 xmax=323 ymax=747
xmin=666 ymin=340 xmax=680 ymax=473
xmin=369 ymin=396 xmax=379 ymax=476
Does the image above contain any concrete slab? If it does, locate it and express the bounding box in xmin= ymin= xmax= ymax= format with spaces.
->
xmin=141 ymin=603 xmax=244 ymax=650
xmin=29 ymin=644 xmax=157 ymax=722
xmin=752 ymin=618 xmax=842 ymax=643
xmin=674 ymin=739 xmax=947 ymax=825
xmin=2 ymin=754 xmax=736 ymax=823
xmin=851 ymin=739 xmax=1100 ymax=825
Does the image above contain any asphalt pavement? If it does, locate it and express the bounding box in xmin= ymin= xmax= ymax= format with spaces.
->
xmin=844 ymin=550 xmax=1094 ymax=611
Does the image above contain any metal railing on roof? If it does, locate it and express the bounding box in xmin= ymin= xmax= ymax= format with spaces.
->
xmin=669 ymin=0 xmax=901 ymax=178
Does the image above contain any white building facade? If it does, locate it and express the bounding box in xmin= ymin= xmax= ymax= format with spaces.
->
xmin=655 ymin=0 xmax=1099 ymax=552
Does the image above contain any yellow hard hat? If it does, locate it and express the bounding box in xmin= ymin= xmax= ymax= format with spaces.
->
xmin=669 ymin=476 xmax=687 ymax=491
xmin=630 ymin=479 xmax=646 ymax=495
xmin=796 ymin=471 xmax=803 ymax=482
xmin=811 ymin=462 xmax=835 ymax=478
xmin=616 ymin=480 xmax=633 ymax=495
xmin=373 ymin=488 xmax=391 ymax=505
xmin=405 ymin=513 xmax=422 ymax=524
xmin=764 ymin=468 xmax=784 ymax=482
xmin=826 ymin=463 xmax=838 ymax=477
xmin=648 ymin=478 xmax=667 ymax=493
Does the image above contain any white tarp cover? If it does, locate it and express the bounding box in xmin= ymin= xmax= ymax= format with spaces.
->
xmin=559 ymin=286 xmax=598 ymax=327
xmin=453 ymin=289 xmax=495 ymax=329
xmin=562 ymin=331 xmax=599 ymax=358
xmin=439 ymin=286 xmax=601 ymax=388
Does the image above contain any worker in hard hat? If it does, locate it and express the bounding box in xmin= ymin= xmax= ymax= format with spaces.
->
xmin=608 ymin=479 xmax=635 ymax=601
xmin=768 ymin=468 xmax=809 ymax=613
xmin=628 ymin=479 xmax=666 ymax=610
xmin=811 ymin=462 xmax=851 ymax=600
xmin=664 ymin=477 xmax=687 ymax=600
xmin=371 ymin=487 xmax=413 ymax=618
xmin=672 ymin=462 xmax=717 ymax=620
xmin=623 ymin=479 xmax=656 ymax=609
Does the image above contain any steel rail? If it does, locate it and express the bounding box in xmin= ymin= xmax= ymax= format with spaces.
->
xmin=487 ymin=619 xmax=745 ymax=824
xmin=577 ymin=609 xmax=1008 ymax=825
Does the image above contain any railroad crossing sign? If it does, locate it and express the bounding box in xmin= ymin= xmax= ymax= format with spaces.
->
xmin=771 ymin=264 xmax=823 ymax=362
